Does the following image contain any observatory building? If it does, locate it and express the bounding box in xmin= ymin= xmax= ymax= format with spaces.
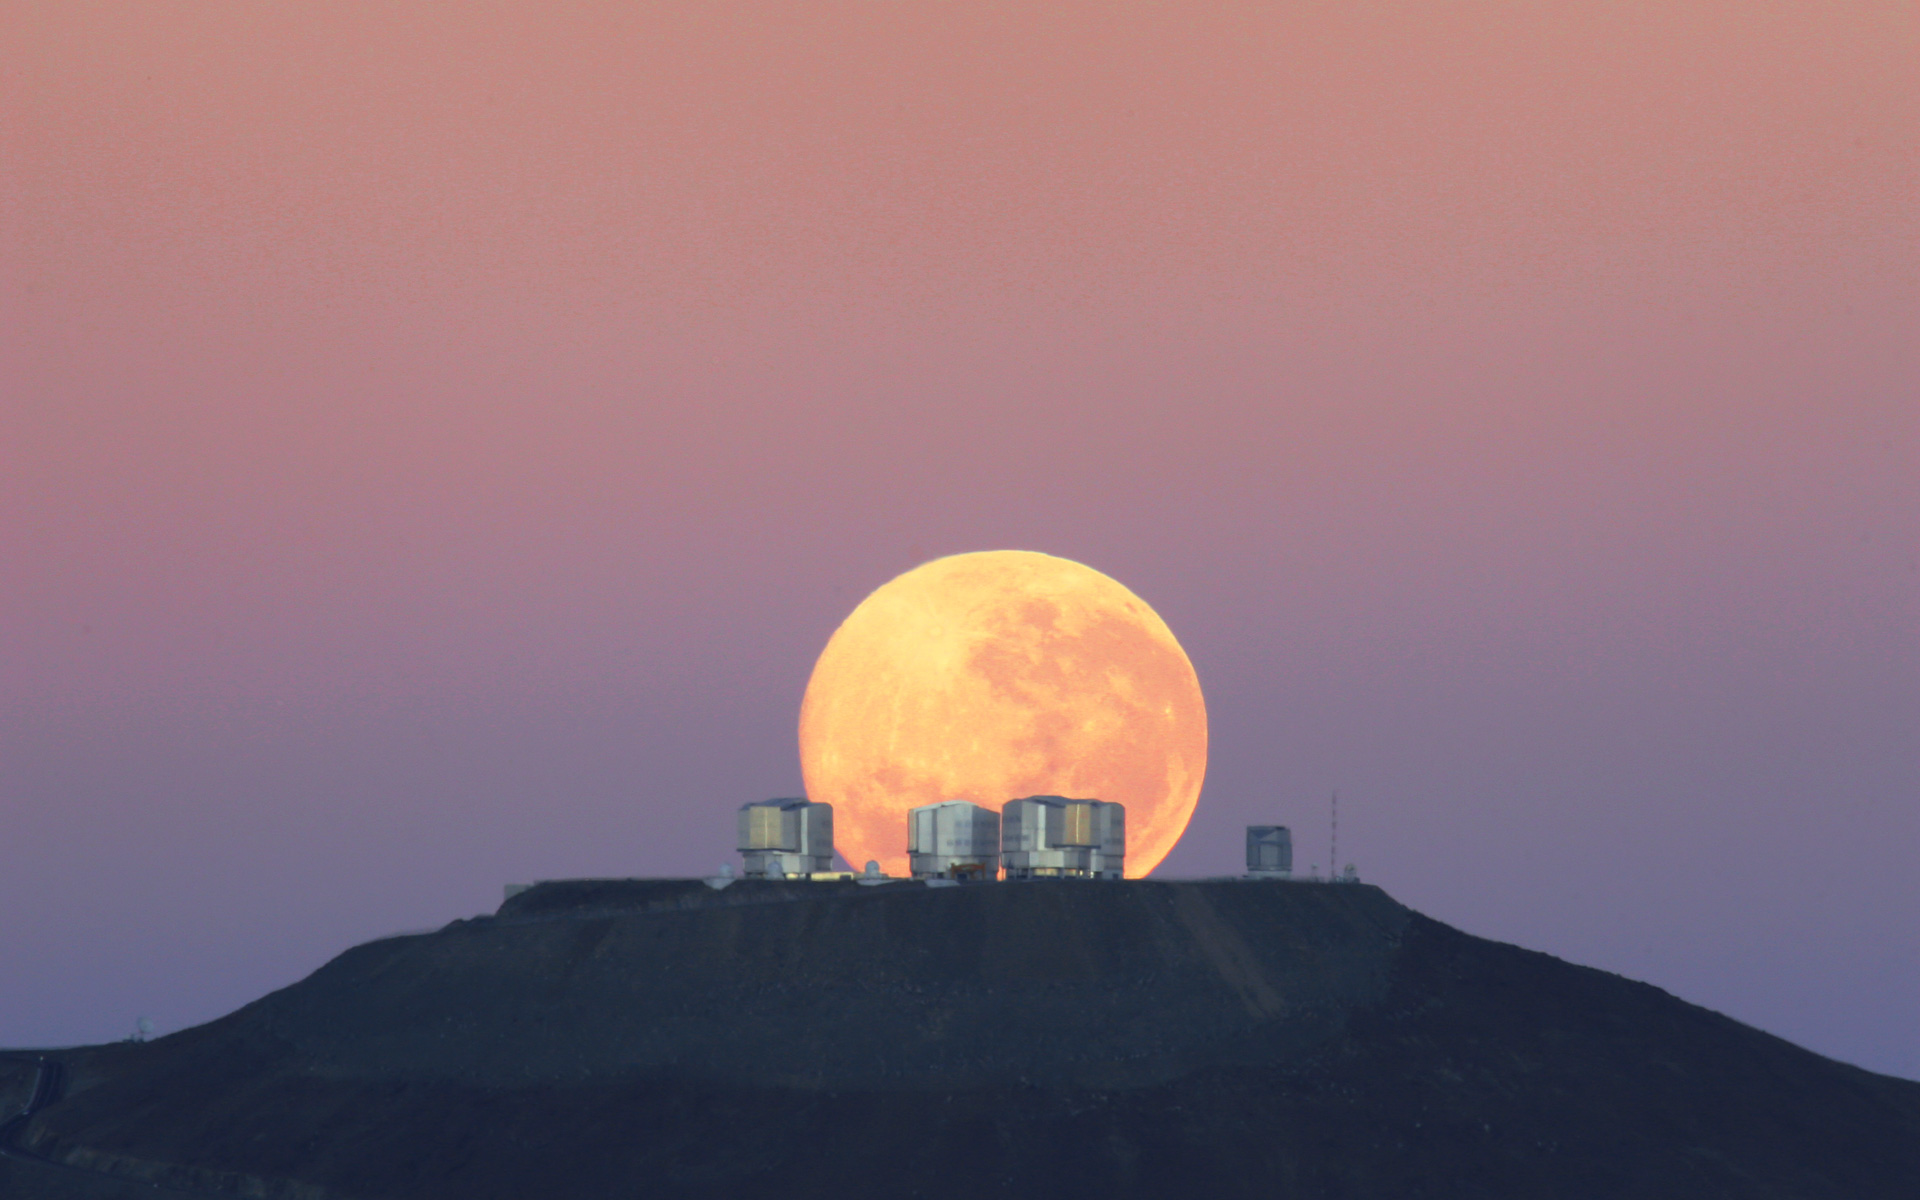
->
xmin=737 ymin=797 xmax=834 ymax=878
xmin=1246 ymin=825 xmax=1293 ymax=879
xmin=1001 ymin=795 xmax=1125 ymax=880
xmin=906 ymin=800 xmax=1001 ymax=880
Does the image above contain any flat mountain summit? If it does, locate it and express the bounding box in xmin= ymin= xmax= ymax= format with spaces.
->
xmin=5 ymin=879 xmax=1917 ymax=1198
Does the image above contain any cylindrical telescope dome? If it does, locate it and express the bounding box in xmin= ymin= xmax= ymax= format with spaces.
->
xmin=907 ymin=800 xmax=1001 ymax=880
xmin=1246 ymin=825 xmax=1293 ymax=878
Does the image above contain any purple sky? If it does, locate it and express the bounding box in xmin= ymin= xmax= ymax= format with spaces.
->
xmin=4 ymin=1 xmax=1915 ymax=1078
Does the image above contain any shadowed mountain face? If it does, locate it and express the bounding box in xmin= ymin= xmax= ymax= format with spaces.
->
xmin=10 ymin=881 xmax=1920 ymax=1199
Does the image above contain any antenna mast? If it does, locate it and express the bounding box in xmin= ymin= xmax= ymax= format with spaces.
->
xmin=1330 ymin=789 xmax=1339 ymax=880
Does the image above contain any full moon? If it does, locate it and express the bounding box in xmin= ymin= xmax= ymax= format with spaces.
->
xmin=798 ymin=550 xmax=1207 ymax=878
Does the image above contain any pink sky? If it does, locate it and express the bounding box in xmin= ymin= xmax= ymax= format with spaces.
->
xmin=3 ymin=1 xmax=1916 ymax=1076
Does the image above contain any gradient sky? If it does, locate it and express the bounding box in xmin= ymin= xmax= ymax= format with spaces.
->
xmin=3 ymin=2 xmax=1915 ymax=1078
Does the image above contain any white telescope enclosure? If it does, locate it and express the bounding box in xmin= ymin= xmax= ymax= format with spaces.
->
xmin=737 ymin=798 xmax=834 ymax=878
xmin=1001 ymin=795 xmax=1124 ymax=880
xmin=1246 ymin=825 xmax=1293 ymax=878
xmin=907 ymin=800 xmax=1001 ymax=879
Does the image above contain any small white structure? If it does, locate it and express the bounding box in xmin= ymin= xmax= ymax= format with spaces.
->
xmin=1246 ymin=825 xmax=1293 ymax=879
xmin=907 ymin=800 xmax=1001 ymax=880
xmin=1001 ymin=795 xmax=1124 ymax=880
xmin=737 ymin=797 xmax=834 ymax=878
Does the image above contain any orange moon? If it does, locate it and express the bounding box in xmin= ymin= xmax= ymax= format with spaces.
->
xmin=798 ymin=550 xmax=1207 ymax=878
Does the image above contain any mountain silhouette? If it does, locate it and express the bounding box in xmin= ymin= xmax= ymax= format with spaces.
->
xmin=5 ymin=878 xmax=1916 ymax=1198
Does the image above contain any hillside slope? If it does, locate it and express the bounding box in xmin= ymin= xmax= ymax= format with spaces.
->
xmin=10 ymin=880 xmax=1919 ymax=1199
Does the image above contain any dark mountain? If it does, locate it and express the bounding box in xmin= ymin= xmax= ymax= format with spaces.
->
xmin=6 ymin=879 xmax=1917 ymax=1199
